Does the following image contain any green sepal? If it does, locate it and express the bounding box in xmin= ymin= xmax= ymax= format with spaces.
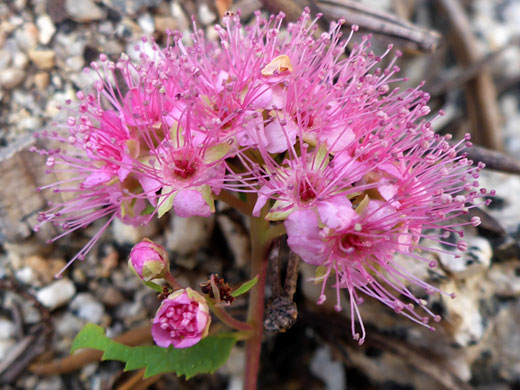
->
xmin=203 ymin=143 xmax=230 ymax=164
xmin=158 ymin=186 xmax=177 ymax=218
xmin=199 ymin=185 xmax=216 ymax=213
xmin=169 ymin=122 xmax=184 ymax=148
xmin=140 ymin=203 xmax=156 ymax=216
xmin=312 ymin=143 xmax=330 ymax=171
xmin=144 ymin=280 xmax=164 ymax=293
xmin=265 ymin=199 xmax=293 ymax=221
xmin=312 ymin=265 xmax=334 ymax=284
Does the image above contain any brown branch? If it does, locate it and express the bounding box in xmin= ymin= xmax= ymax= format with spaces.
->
xmin=130 ymin=375 xmax=160 ymax=390
xmin=267 ymin=238 xmax=283 ymax=297
xmin=283 ymin=252 xmax=301 ymax=300
xmin=438 ymin=0 xmax=503 ymax=151
xmin=264 ymin=242 xmax=299 ymax=333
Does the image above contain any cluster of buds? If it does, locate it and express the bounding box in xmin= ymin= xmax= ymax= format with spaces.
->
xmin=34 ymin=9 xmax=491 ymax=345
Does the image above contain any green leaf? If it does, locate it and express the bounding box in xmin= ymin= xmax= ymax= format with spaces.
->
xmin=231 ymin=275 xmax=259 ymax=297
xmin=143 ymin=280 xmax=164 ymax=292
xmin=71 ymin=324 xmax=237 ymax=379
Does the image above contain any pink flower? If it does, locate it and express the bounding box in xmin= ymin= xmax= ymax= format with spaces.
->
xmin=33 ymin=7 xmax=493 ymax=346
xmin=129 ymin=239 xmax=169 ymax=281
xmin=231 ymin=10 xmax=492 ymax=343
xmin=282 ymin=133 xmax=489 ymax=344
xmin=152 ymin=288 xmax=211 ymax=349
xmin=33 ymin=35 xmax=234 ymax=273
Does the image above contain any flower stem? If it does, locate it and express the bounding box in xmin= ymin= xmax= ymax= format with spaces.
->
xmin=208 ymin=300 xmax=254 ymax=333
xmin=243 ymin=215 xmax=271 ymax=390
xmin=164 ymin=271 xmax=183 ymax=290
xmin=216 ymin=190 xmax=252 ymax=215
xmin=264 ymin=222 xmax=286 ymax=243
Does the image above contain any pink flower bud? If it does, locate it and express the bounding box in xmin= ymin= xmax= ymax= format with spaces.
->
xmin=152 ymin=288 xmax=211 ymax=349
xmin=128 ymin=239 xmax=169 ymax=281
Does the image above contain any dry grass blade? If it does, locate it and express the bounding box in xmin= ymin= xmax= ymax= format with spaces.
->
xmin=317 ymin=0 xmax=441 ymax=52
xmin=437 ymin=0 xmax=503 ymax=151
xmin=456 ymin=142 xmax=520 ymax=175
xmin=260 ymin=0 xmax=329 ymax=32
xmin=429 ymin=45 xmax=511 ymax=97
xmin=463 ymin=207 xmax=506 ymax=237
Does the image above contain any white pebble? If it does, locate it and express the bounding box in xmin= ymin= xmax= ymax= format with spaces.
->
xmin=36 ymin=279 xmax=76 ymax=310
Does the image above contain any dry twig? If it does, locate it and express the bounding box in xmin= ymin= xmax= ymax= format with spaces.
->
xmin=317 ymin=0 xmax=441 ymax=52
xmin=264 ymin=240 xmax=299 ymax=333
xmin=0 ymin=277 xmax=53 ymax=384
xmin=438 ymin=0 xmax=503 ymax=151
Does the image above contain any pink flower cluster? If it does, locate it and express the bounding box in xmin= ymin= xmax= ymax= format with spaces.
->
xmin=34 ymin=9 xmax=491 ymax=344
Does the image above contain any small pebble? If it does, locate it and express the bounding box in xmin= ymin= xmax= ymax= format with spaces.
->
xmin=34 ymin=72 xmax=50 ymax=89
xmin=29 ymin=49 xmax=55 ymax=69
xmin=36 ymin=279 xmax=76 ymax=310
xmin=36 ymin=14 xmax=56 ymax=45
xmin=70 ymin=293 xmax=105 ymax=324
xmin=14 ymin=23 xmax=38 ymax=51
xmin=0 ymin=68 xmax=26 ymax=89
xmin=65 ymin=0 xmax=106 ymax=22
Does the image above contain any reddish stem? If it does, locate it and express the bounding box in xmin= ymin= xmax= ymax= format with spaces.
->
xmin=243 ymin=216 xmax=270 ymax=390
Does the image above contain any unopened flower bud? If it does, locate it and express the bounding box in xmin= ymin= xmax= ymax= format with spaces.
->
xmin=128 ymin=239 xmax=169 ymax=281
xmin=152 ymin=288 xmax=211 ymax=348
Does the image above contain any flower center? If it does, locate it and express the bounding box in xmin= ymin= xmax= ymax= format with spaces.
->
xmin=158 ymin=302 xmax=200 ymax=339
xmin=173 ymin=158 xmax=198 ymax=179
xmin=339 ymin=230 xmax=372 ymax=256
xmin=299 ymin=180 xmax=317 ymax=202
xmin=293 ymin=110 xmax=314 ymax=128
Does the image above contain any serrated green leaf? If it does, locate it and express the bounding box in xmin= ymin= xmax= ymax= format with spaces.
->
xmin=231 ymin=275 xmax=258 ymax=297
xmin=71 ymin=324 xmax=237 ymax=379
